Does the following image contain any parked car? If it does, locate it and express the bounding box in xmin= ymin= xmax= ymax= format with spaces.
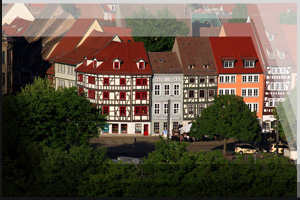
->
xmin=269 ymin=143 xmax=289 ymax=154
xmin=235 ymin=143 xmax=260 ymax=154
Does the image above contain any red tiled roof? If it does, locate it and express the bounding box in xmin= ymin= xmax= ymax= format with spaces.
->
xmin=101 ymin=4 xmax=111 ymax=12
xmin=281 ymin=24 xmax=297 ymax=72
xmin=28 ymin=3 xmax=46 ymax=9
xmin=148 ymin=52 xmax=183 ymax=74
xmin=75 ymin=4 xmax=105 ymax=19
xmin=222 ymin=23 xmax=263 ymax=64
xmin=76 ymin=42 xmax=152 ymax=75
xmin=2 ymin=27 xmax=18 ymax=36
xmin=209 ymin=37 xmax=264 ymax=74
xmin=53 ymin=34 xmax=115 ymax=65
xmin=46 ymin=19 xmax=101 ymax=61
xmin=102 ymin=26 xmax=133 ymax=42
xmin=221 ymin=4 xmax=236 ymax=13
xmin=46 ymin=64 xmax=55 ymax=75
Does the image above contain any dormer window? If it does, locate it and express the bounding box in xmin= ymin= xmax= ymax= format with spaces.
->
xmin=113 ymin=62 xmax=120 ymax=70
xmin=270 ymin=53 xmax=275 ymax=59
xmin=203 ymin=64 xmax=209 ymax=69
xmin=268 ymin=34 xmax=274 ymax=41
xmin=138 ymin=62 xmax=145 ymax=70
xmin=223 ymin=61 xmax=234 ymax=68
xmin=244 ymin=61 xmax=255 ymax=68
xmin=188 ymin=65 xmax=194 ymax=69
xmin=279 ymin=52 xmax=285 ymax=59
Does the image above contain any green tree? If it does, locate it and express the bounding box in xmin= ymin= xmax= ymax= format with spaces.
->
xmin=229 ymin=4 xmax=248 ymax=23
xmin=60 ymin=4 xmax=81 ymax=19
xmin=126 ymin=7 xmax=190 ymax=52
xmin=16 ymin=77 xmax=107 ymax=149
xmin=190 ymin=95 xmax=261 ymax=157
xmin=279 ymin=11 xmax=297 ymax=25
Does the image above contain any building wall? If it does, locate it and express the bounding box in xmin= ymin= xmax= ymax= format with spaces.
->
xmin=55 ymin=62 xmax=77 ymax=90
xmin=151 ymin=73 xmax=184 ymax=135
xmin=219 ymin=26 xmax=226 ymax=37
xmin=217 ymin=73 xmax=265 ymax=120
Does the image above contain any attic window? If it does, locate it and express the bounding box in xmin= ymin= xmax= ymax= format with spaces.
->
xmin=138 ymin=62 xmax=145 ymax=70
xmin=244 ymin=61 xmax=255 ymax=68
xmin=188 ymin=65 xmax=194 ymax=69
xmin=159 ymin=59 xmax=163 ymax=63
xmin=268 ymin=34 xmax=274 ymax=41
xmin=279 ymin=52 xmax=285 ymax=59
xmin=113 ymin=62 xmax=120 ymax=70
xmin=269 ymin=53 xmax=275 ymax=59
xmin=223 ymin=61 xmax=234 ymax=68
xmin=203 ymin=64 xmax=210 ymax=69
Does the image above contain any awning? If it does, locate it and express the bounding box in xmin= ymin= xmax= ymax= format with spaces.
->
xmin=179 ymin=124 xmax=192 ymax=133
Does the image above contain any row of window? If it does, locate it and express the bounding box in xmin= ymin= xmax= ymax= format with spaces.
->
xmin=223 ymin=61 xmax=256 ymax=68
xmin=86 ymin=90 xmax=148 ymax=100
xmin=58 ymin=80 xmax=75 ymax=87
xmin=186 ymin=104 xmax=207 ymax=115
xmin=187 ymin=89 xmax=215 ymax=98
xmin=269 ymin=67 xmax=288 ymax=74
xmin=270 ymin=82 xmax=286 ymax=90
xmin=154 ymin=84 xmax=180 ymax=96
xmin=57 ymin=64 xmax=75 ymax=75
xmin=112 ymin=61 xmax=145 ymax=70
xmin=78 ymin=75 xmax=148 ymax=86
xmin=154 ymin=103 xmax=179 ymax=115
xmin=154 ymin=122 xmax=179 ymax=133
xmin=103 ymin=123 xmax=141 ymax=134
xmin=102 ymin=106 xmax=148 ymax=116
xmin=246 ymin=103 xmax=259 ymax=112
xmin=187 ymin=77 xmax=216 ymax=84
xmin=268 ymin=98 xmax=284 ymax=107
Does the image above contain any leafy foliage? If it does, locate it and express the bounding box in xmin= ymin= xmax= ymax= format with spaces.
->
xmin=125 ymin=7 xmax=190 ymax=52
xmin=274 ymin=86 xmax=297 ymax=143
xmin=190 ymin=95 xmax=261 ymax=155
xmin=229 ymin=4 xmax=249 ymax=23
xmin=16 ymin=77 xmax=107 ymax=149
xmin=60 ymin=4 xmax=81 ymax=19
xmin=279 ymin=11 xmax=297 ymax=25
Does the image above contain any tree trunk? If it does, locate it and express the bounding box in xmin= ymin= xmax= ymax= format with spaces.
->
xmin=223 ymin=138 xmax=227 ymax=158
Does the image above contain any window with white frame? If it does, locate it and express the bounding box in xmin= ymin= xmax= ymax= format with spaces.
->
xmin=173 ymin=84 xmax=180 ymax=95
xmin=199 ymin=104 xmax=205 ymax=114
xmin=154 ymin=103 xmax=160 ymax=115
xmin=241 ymin=88 xmax=259 ymax=97
xmin=154 ymin=122 xmax=159 ymax=133
xmin=271 ymin=83 xmax=275 ymax=90
xmin=268 ymin=34 xmax=274 ymax=41
xmin=280 ymin=82 xmax=285 ymax=90
xmin=246 ymin=103 xmax=259 ymax=112
xmin=244 ymin=61 xmax=255 ymax=68
xmin=270 ymin=53 xmax=275 ymax=59
xmin=223 ymin=61 xmax=234 ymax=68
xmin=163 ymin=122 xmax=168 ymax=131
xmin=188 ymin=104 xmax=194 ymax=114
xmin=164 ymin=84 xmax=170 ymax=95
xmin=219 ymin=88 xmax=235 ymax=95
xmin=173 ymin=122 xmax=179 ymax=131
xmin=173 ymin=103 xmax=179 ymax=114
xmin=242 ymin=75 xmax=259 ymax=83
xmin=164 ymin=103 xmax=168 ymax=114
xmin=269 ymin=98 xmax=284 ymax=107
xmin=154 ymin=85 xmax=160 ymax=95
xmin=219 ymin=75 xmax=236 ymax=83
xmin=279 ymin=52 xmax=285 ymax=59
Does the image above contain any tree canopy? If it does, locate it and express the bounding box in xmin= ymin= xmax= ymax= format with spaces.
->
xmin=125 ymin=7 xmax=190 ymax=52
xmin=229 ymin=4 xmax=249 ymax=23
xmin=279 ymin=11 xmax=297 ymax=25
xmin=190 ymin=95 xmax=261 ymax=156
xmin=4 ymin=77 xmax=107 ymax=150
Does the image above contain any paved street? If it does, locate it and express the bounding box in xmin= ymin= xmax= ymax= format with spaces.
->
xmin=90 ymin=136 xmax=238 ymax=159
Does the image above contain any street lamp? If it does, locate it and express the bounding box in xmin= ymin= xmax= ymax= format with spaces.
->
xmin=276 ymin=119 xmax=280 ymax=155
xmin=167 ymin=95 xmax=174 ymax=145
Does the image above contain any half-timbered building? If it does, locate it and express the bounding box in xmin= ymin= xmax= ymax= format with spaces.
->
xmin=172 ymin=37 xmax=218 ymax=126
xmin=148 ymin=52 xmax=184 ymax=135
xmin=75 ymin=41 xmax=152 ymax=135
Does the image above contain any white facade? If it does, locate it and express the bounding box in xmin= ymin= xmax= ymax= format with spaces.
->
xmin=55 ymin=62 xmax=79 ymax=90
xmin=151 ymin=74 xmax=184 ymax=135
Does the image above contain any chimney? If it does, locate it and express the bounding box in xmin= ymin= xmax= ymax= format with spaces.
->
xmin=93 ymin=58 xmax=97 ymax=68
xmin=84 ymin=57 xmax=87 ymax=67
